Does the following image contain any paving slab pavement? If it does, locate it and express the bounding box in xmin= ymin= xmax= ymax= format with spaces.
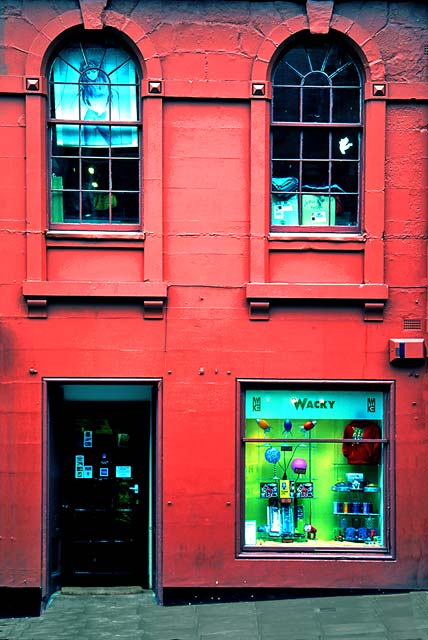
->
xmin=0 ymin=589 xmax=427 ymax=640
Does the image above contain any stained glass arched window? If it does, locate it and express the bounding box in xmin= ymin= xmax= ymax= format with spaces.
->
xmin=271 ymin=38 xmax=363 ymax=230
xmin=48 ymin=34 xmax=141 ymax=228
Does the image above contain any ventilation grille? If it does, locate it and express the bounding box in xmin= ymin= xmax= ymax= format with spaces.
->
xmin=424 ymin=44 xmax=428 ymax=56
xmin=403 ymin=318 xmax=422 ymax=330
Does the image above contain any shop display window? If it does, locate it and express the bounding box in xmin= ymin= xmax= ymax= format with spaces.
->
xmin=242 ymin=387 xmax=390 ymax=553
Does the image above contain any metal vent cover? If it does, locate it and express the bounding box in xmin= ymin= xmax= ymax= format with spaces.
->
xmin=403 ymin=318 xmax=422 ymax=330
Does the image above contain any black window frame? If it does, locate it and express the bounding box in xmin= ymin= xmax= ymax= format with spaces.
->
xmin=271 ymin=37 xmax=364 ymax=233
xmin=47 ymin=32 xmax=142 ymax=231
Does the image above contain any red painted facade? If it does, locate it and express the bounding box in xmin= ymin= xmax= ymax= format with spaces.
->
xmin=0 ymin=0 xmax=427 ymax=608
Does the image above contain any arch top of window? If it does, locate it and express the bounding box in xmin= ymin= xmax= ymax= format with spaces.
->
xmin=48 ymin=34 xmax=141 ymax=123
xmin=272 ymin=40 xmax=362 ymax=89
xmin=271 ymin=38 xmax=363 ymax=126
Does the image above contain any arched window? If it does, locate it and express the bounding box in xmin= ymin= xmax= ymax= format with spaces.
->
xmin=271 ymin=38 xmax=363 ymax=231
xmin=48 ymin=34 xmax=141 ymax=229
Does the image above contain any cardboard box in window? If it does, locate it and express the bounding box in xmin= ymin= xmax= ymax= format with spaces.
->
xmin=302 ymin=195 xmax=336 ymax=226
xmin=271 ymin=194 xmax=299 ymax=226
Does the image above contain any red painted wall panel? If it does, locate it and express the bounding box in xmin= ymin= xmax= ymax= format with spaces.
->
xmin=47 ymin=248 xmax=144 ymax=282
xmin=269 ymin=250 xmax=364 ymax=284
xmin=163 ymin=102 xmax=250 ymax=286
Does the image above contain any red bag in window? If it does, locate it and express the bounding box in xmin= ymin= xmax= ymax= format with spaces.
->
xmin=342 ymin=421 xmax=381 ymax=465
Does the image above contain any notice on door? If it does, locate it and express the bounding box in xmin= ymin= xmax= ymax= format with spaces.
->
xmin=75 ymin=455 xmax=84 ymax=478
xmin=83 ymin=465 xmax=93 ymax=479
xmin=116 ymin=466 xmax=132 ymax=478
xmin=83 ymin=430 xmax=93 ymax=447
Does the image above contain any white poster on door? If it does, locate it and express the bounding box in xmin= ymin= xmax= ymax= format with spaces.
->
xmin=116 ymin=466 xmax=132 ymax=478
xmin=75 ymin=455 xmax=84 ymax=478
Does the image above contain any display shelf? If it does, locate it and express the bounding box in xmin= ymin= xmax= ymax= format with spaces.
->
xmin=332 ymin=511 xmax=379 ymax=516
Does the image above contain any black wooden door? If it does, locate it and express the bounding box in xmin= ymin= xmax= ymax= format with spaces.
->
xmin=61 ymin=402 xmax=149 ymax=586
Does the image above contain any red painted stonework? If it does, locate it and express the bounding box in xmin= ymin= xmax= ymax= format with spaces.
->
xmin=306 ymin=0 xmax=334 ymax=34
xmin=79 ymin=0 xmax=107 ymax=30
xmin=0 ymin=0 xmax=427 ymax=608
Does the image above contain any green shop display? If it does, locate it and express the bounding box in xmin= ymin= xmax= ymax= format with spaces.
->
xmin=243 ymin=389 xmax=384 ymax=549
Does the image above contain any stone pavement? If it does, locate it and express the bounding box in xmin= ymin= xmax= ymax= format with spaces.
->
xmin=1 ymin=588 xmax=428 ymax=640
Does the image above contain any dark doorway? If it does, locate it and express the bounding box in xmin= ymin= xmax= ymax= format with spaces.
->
xmin=45 ymin=383 xmax=156 ymax=596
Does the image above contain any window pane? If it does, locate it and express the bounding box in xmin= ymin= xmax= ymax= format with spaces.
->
xmin=51 ymin=172 xmax=81 ymax=223
xmin=53 ymin=123 xmax=82 ymax=149
xmin=302 ymin=161 xmax=329 ymax=187
xmin=243 ymin=389 xmax=386 ymax=550
xmin=82 ymin=190 xmax=111 ymax=222
xmin=282 ymin=46 xmax=311 ymax=77
xmin=273 ymin=59 xmax=301 ymax=85
xmin=52 ymin=157 xmax=79 ymax=190
xmin=302 ymin=87 xmax=330 ymax=122
xmin=81 ymin=145 xmax=109 ymax=158
xmin=272 ymin=129 xmax=300 ymax=160
xmin=332 ymin=161 xmax=359 ymax=192
xmin=302 ymin=130 xmax=329 ymax=159
xmin=82 ymin=158 xmax=110 ymax=191
xmin=335 ymin=194 xmax=359 ymax=227
xmin=112 ymin=192 xmax=139 ymax=224
xmin=331 ymin=62 xmax=361 ymax=87
xmin=51 ymin=190 xmax=81 ymax=223
xmin=111 ymin=128 xmax=139 ymax=157
xmin=112 ymin=159 xmax=139 ymax=191
xmin=272 ymin=166 xmax=299 ymax=227
xmin=271 ymin=193 xmax=299 ymax=227
xmin=306 ymin=43 xmax=330 ymax=72
xmin=301 ymin=194 xmax=335 ymax=225
xmin=303 ymin=71 xmax=329 ymax=87
xmin=272 ymin=161 xmax=299 ymax=182
xmin=332 ymin=130 xmax=360 ymax=160
xmin=62 ymin=193 xmax=81 ymax=222
xmin=325 ymin=47 xmax=360 ymax=86
xmin=51 ymin=82 xmax=80 ymax=120
xmin=332 ymin=89 xmax=361 ymax=123
xmin=273 ymin=87 xmax=299 ymax=122
xmin=82 ymin=122 xmax=111 ymax=147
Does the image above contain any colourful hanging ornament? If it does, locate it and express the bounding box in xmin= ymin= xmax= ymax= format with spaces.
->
xmin=264 ymin=446 xmax=281 ymax=464
xmin=257 ymin=419 xmax=271 ymax=434
xmin=291 ymin=457 xmax=307 ymax=474
xmin=300 ymin=420 xmax=317 ymax=432
xmin=283 ymin=419 xmax=293 ymax=434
